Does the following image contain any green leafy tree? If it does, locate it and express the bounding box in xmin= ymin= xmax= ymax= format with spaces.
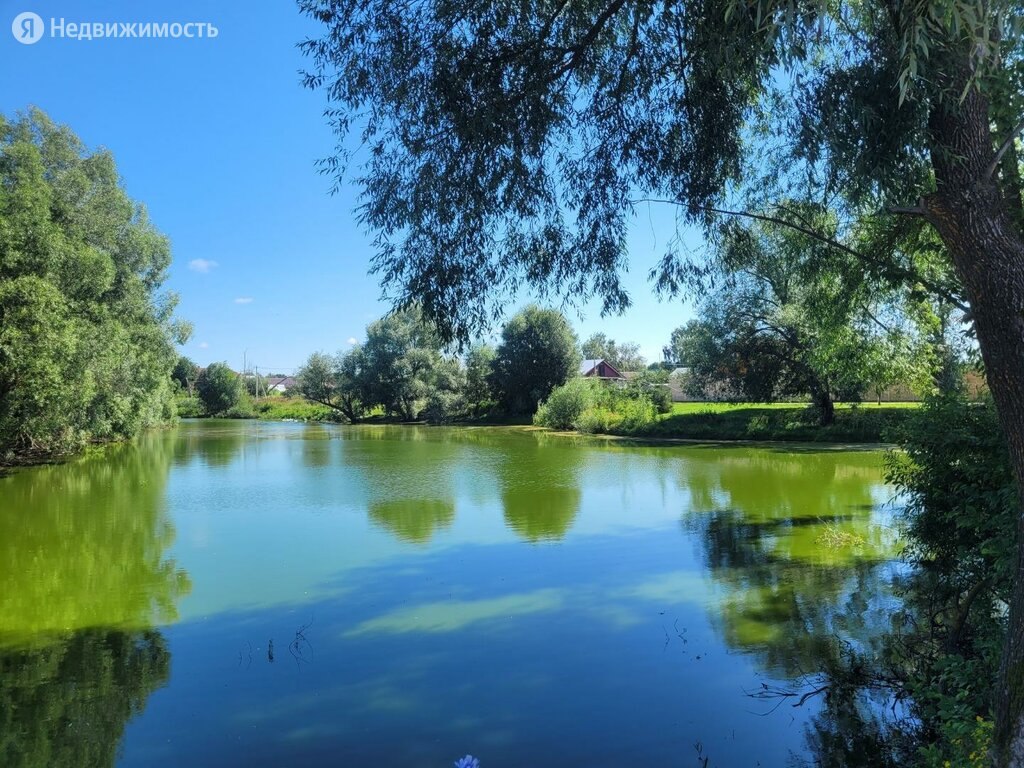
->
xmin=296 ymin=349 xmax=367 ymax=422
xmin=421 ymin=356 xmax=467 ymax=423
xmin=581 ymin=333 xmax=646 ymax=371
xmin=171 ymin=356 xmax=200 ymax=396
xmin=489 ymin=306 xmax=581 ymax=415
xmin=0 ymin=109 xmax=187 ymax=457
xmin=360 ymin=308 xmax=452 ymax=420
xmin=301 ymin=2 xmax=1024 ymax=750
xmin=463 ymin=343 xmax=497 ymax=417
xmin=195 ymin=363 xmax=243 ymax=416
xmin=671 ymin=216 xmax=926 ymax=424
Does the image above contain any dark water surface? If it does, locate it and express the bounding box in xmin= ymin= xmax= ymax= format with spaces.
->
xmin=0 ymin=420 xmax=899 ymax=767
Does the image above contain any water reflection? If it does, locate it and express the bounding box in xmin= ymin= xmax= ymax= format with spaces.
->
xmin=0 ymin=422 xmax=903 ymax=766
xmin=0 ymin=432 xmax=186 ymax=768
xmin=497 ymin=436 xmax=582 ymax=542
xmin=0 ymin=629 xmax=170 ymax=768
xmin=0 ymin=432 xmax=190 ymax=645
xmin=172 ymin=419 xmax=246 ymax=468
xmin=683 ymin=450 xmax=895 ymax=673
xmin=344 ymin=428 xmax=463 ymax=543
xmin=368 ymin=498 xmax=456 ymax=543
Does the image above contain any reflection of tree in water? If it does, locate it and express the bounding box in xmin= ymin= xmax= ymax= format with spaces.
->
xmin=0 ymin=431 xmax=191 ymax=643
xmin=340 ymin=426 xmax=587 ymax=543
xmin=497 ymin=436 xmax=583 ymax=542
xmin=0 ymin=432 xmax=185 ymax=767
xmin=343 ymin=427 xmax=463 ymax=544
xmin=0 ymin=628 xmax=170 ymax=768
xmin=794 ymin=683 xmax=902 ymax=768
xmin=369 ymin=498 xmax=455 ymax=543
xmin=682 ymin=449 xmax=900 ymax=766
xmin=172 ymin=420 xmax=247 ymax=468
xmin=502 ymin=482 xmax=581 ymax=541
xmin=694 ymin=507 xmax=892 ymax=679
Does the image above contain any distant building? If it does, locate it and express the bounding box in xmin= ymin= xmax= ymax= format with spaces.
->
xmin=579 ymin=359 xmax=626 ymax=380
xmin=266 ymin=376 xmax=298 ymax=394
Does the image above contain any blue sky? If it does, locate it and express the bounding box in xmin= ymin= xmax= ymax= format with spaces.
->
xmin=1 ymin=0 xmax=698 ymax=373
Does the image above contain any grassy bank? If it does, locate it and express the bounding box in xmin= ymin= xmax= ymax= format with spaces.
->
xmin=637 ymin=402 xmax=919 ymax=442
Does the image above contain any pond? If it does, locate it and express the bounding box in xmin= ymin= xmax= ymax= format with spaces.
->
xmin=0 ymin=420 xmax=900 ymax=767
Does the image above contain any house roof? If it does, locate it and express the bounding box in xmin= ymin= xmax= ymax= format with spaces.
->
xmin=267 ymin=376 xmax=297 ymax=388
xmin=579 ymin=358 xmax=625 ymax=379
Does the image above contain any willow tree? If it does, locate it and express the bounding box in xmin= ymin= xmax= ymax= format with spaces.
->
xmin=299 ymin=2 xmax=1024 ymax=759
xmin=0 ymin=109 xmax=189 ymax=457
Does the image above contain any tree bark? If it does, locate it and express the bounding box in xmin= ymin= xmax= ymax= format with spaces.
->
xmin=922 ymin=82 xmax=1024 ymax=767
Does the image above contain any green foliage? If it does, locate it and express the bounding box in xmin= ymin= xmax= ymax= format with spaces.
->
xmin=421 ymin=356 xmax=467 ymax=423
xmin=624 ymin=369 xmax=673 ymax=413
xmin=223 ymin=394 xmax=257 ymax=420
xmin=171 ymin=356 xmax=199 ymax=395
xmin=463 ymin=343 xmax=497 ymax=417
xmin=534 ymin=376 xmax=659 ymax=434
xmin=534 ymin=377 xmax=598 ymax=430
xmin=669 ymin=213 xmax=930 ymax=424
xmin=296 ymin=348 xmax=367 ymax=422
xmin=253 ymin=396 xmax=342 ymax=422
xmin=573 ymin=405 xmax=618 ymax=434
xmin=360 ymin=308 xmax=455 ymax=420
xmin=299 ymin=0 xmax=784 ymax=342
xmin=490 ymin=306 xmax=581 ymax=415
xmin=174 ymin=394 xmax=204 ymax=418
xmin=885 ymin=396 xmax=1017 ymax=764
xmin=613 ymin=396 xmax=657 ymax=433
xmin=195 ymin=363 xmax=243 ymax=416
xmin=0 ymin=109 xmax=186 ymax=458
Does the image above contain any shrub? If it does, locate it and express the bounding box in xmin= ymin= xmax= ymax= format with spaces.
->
xmin=575 ymin=406 xmax=619 ymax=434
xmin=624 ymin=370 xmax=673 ymax=413
xmin=196 ymin=362 xmax=244 ymax=415
xmin=534 ymin=378 xmax=597 ymax=430
xmin=614 ymin=396 xmax=657 ymax=433
xmin=223 ymin=395 xmax=257 ymax=419
xmin=175 ymin=396 xmax=204 ymax=418
xmin=885 ymin=395 xmax=1016 ymax=764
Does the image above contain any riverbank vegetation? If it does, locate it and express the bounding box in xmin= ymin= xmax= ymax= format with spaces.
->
xmin=0 ymin=110 xmax=188 ymax=464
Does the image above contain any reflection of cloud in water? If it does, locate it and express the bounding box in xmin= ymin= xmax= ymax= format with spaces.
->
xmin=612 ymin=570 xmax=719 ymax=607
xmin=346 ymin=588 xmax=566 ymax=636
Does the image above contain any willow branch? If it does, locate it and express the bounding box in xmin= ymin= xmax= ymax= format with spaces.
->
xmin=631 ymin=198 xmax=969 ymax=313
xmin=985 ymin=117 xmax=1024 ymax=181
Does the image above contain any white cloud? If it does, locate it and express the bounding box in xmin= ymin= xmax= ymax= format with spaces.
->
xmin=188 ymin=258 xmax=218 ymax=273
xmin=347 ymin=337 xmax=358 ymax=345
xmin=234 ymin=297 xmax=254 ymax=305
xmin=198 ymin=341 xmax=209 ymax=349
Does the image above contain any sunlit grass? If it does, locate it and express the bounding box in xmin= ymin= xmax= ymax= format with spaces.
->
xmin=670 ymin=401 xmax=922 ymax=415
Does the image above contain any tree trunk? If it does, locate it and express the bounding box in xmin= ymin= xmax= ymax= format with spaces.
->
xmin=923 ymin=83 xmax=1024 ymax=767
xmin=812 ymin=389 xmax=834 ymax=426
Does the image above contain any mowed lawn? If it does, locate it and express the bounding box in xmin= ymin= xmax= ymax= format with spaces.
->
xmin=670 ymin=401 xmax=922 ymax=415
xmin=642 ymin=401 xmax=923 ymax=442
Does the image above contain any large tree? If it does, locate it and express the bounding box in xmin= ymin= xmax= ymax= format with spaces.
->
xmin=674 ymin=213 xmax=928 ymax=423
xmin=359 ymin=308 xmax=454 ymax=420
xmin=300 ymin=3 xmax=1024 ymax=758
xmin=296 ymin=348 xmax=367 ymax=422
xmin=0 ymin=109 xmax=188 ymax=458
xmin=490 ymin=305 xmax=580 ymax=415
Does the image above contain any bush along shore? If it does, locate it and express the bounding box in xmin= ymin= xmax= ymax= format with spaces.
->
xmin=533 ymin=380 xmax=918 ymax=444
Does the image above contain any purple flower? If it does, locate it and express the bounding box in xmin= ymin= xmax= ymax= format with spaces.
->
xmin=454 ymin=756 xmax=480 ymax=768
